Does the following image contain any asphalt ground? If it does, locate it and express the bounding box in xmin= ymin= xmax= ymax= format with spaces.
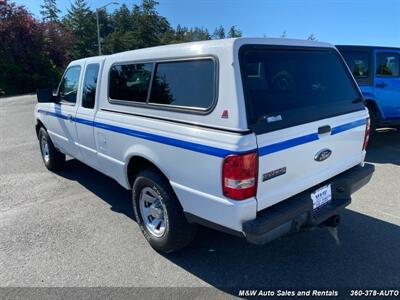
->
xmin=1 ymin=95 xmax=399 ymax=297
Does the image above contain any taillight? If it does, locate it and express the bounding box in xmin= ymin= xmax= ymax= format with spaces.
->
xmin=222 ymin=152 xmax=258 ymax=200
xmin=362 ymin=117 xmax=371 ymax=150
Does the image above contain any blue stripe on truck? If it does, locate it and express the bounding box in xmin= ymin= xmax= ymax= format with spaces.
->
xmin=331 ymin=118 xmax=367 ymax=135
xmin=39 ymin=109 xmax=238 ymax=157
xmin=257 ymin=132 xmax=319 ymax=156
xmin=92 ymin=119 xmax=237 ymax=157
xmin=38 ymin=109 xmax=366 ymax=158
xmin=258 ymin=118 xmax=367 ymax=156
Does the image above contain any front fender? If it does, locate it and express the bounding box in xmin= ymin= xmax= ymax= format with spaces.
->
xmin=35 ymin=103 xmax=49 ymax=137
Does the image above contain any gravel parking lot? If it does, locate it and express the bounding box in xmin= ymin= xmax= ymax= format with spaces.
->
xmin=1 ymin=95 xmax=399 ymax=293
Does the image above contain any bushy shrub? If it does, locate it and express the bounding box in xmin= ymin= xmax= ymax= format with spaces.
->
xmin=0 ymin=2 xmax=70 ymax=95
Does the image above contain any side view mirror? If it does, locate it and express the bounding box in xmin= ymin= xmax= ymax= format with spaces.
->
xmin=37 ymin=88 xmax=57 ymax=103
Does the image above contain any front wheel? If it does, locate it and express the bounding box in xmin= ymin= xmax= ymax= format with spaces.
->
xmin=38 ymin=127 xmax=65 ymax=171
xmin=132 ymin=169 xmax=197 ymax=253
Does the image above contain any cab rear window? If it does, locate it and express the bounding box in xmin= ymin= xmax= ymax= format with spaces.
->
xmin=240 ymin=46 xmax=363 ymax=133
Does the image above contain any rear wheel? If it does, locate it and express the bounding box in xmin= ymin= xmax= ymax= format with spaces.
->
xmin=132 ymin=169 xmax=197 ymax=253
xmin=38 ymin=127 xmax=65 ymax=171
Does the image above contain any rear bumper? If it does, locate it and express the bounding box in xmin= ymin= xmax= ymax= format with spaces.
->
xmin=243 ymin=163 xmax=375 ymax=244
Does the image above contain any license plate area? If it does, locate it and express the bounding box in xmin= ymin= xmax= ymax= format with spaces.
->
xmin=311 ymin=184 xmax=332 ymax=209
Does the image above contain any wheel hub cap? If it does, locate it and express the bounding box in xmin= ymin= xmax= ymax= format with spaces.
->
xmin=149 ymin=206 xmax=164 ymax=219
xmin=139 ymin=187 xmax=167 ymax=237
xmin=41 ymin=136 xmax=50 ymax=163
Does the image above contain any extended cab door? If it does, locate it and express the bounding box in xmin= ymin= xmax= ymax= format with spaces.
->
xmin=75 ymin=58 xmax=103 ymax=170
xmin=239 ymin=46 xmax=367 ymax=211
xmin=373 ymin=49 xmax=400 ymax=120
xmin=46 ymin=64 xmax=82 ymax=159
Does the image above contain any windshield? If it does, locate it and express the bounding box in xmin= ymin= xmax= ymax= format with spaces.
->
xmin=240 ymin=46 xmax=363 ymax=133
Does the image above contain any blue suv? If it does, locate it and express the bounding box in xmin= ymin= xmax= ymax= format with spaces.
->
xmin=337 ymin=45 xmax=400 ymax=133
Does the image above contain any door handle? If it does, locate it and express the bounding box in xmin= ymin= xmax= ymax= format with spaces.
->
xmin=67 ymin=114 xmax=73 ymax=121
xmin=318 ymin=125 xmax=331 ymax=135
xmin=376 ymin=82 xmax=387 ymax=88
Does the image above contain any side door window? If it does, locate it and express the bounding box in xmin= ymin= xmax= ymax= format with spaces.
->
xmin=341 ymin=50 xmax=371 ymax=85
xmin=58 ymin=66 xmax=81 ymax=104
xmin=82 ymin=63 xmax=100 ymax=109
xmin=374 ymin=52 xmax=400 ymax=119
xmin=75 ymin=63 xmax=101 ymax=168
xmin=376 ymin=52 xmax=400 ymax=77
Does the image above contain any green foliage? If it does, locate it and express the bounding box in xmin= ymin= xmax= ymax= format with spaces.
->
xmin=40 ymin=0 xmax=60 ymax=22
xmin=213 ymin=25 xmax=225 ymax=39
xmin=212 ymin=25 xmax=241 ymax=39
xmin=0 ymin=2 xmax=65 ymax=95
xmin=86 ymin=1 xmax=174 ymax=55
xmin=63 ymin=0 xmax=97 ymax=58
xmin=227 ymin=25 xmax=242 ymax=38
xmin=111 ymin=4 xmax=132 ymax=33
xmin=0 ymin=0 xmax=243 ymax=96
xmin=96 ymin=8 xmax=112 ymax=38
xmin=170 ymin=26 xmax=210 ymax=43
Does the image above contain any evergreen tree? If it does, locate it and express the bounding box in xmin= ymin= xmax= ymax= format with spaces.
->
xmin=227 ymin=25 xmax=242 ymax=38
xmin=172 ymin=24 xmax=189 ymax=42
xmin=40 ymin=0 xmax=60 ymax=22
xmin=40 ymin=0 xmax=72 ymax=68
xmin=63 ymin=0 xmax=97 ymax=59
xmin=213 ymin=25 xmax=225 ymax=39
xmin=111 ymin=4 xmax=132 ymax=33
xmin=97 ymin=8 xmax=112 ymax=40
xmin=135 ymin=0 xmax=171 ymax=48
xmin=0 ymin=0 xmax=244 ymax=95
xmin=102 ymin=0 xmax=175 ymax=53
xmin=189 ymin=27 xmax=210 ymax=41
xmin=307 ymin=33 xmax=317 ymax=40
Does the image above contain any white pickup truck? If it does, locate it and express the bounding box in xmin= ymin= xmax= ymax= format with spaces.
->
xmin=35 ymin=38 xmax=374 ymax=253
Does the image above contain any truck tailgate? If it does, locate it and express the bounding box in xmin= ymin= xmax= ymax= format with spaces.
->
xmin=256 ymin=110 xmax=367 ymax=211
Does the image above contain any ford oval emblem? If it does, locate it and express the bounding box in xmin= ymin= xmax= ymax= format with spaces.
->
xmin=314 ymin=148 xmax=332 ymax=162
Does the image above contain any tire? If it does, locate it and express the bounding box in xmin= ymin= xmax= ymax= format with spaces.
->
xmin=38 ymin=127 xmax=65 ymax=171
xmin=132 ymin=168 xmax=197 ymax=253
